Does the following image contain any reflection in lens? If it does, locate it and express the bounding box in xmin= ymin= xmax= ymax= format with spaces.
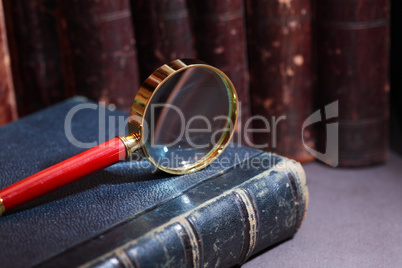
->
xmin=143 ymin=67 xmax=233 ymax=170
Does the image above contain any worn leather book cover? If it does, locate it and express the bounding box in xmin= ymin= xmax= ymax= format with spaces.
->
xmin=315 ymin=0 xmax=390 ymax=166
xmin=246 ymin=0 xmax=315 ymax=162
xmin=0 ymin=98 xmax=308 ymax=267
xmin=130 ymin=0 xmax=195 ymax=82
xmin=57 ymin=0 xmax=140 ymax=112
xmin=2 ymin=0 xmax=65 ymax=116
xmin=189 ymin=0 xmax=252 ymax=145
xmin=0 ymin=0 xmax=17 ymax=126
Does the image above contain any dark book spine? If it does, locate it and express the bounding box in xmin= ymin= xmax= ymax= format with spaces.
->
xmin=130 ymin=0 xmax=195 ymax=81
xmin=2 ymin=0 xmax=65 ymax=116
xmin=390 ymin=0 xmax=402 ymax=151
xmin=189 ymin=0 xmax=252 ymax=145
xmin=83 ymin=157 xmax=308 ymax=268
xmin=57 ymin=0 xmax=140 ymax=112
xmin=0 ymin=1 xmax=17 ymax=126
xmin=246 ymin=0 xmax=315 ymax=162
xmin=315 ymin=0 xmax=390 ymax=166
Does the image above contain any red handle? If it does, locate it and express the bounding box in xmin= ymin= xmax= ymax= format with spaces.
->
xmin=0 ymin=137 xmax=127 ymax=212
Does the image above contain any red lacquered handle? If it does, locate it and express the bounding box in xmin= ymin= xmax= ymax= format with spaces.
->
xmin=0 ymin=137 xmax=127 ymax=212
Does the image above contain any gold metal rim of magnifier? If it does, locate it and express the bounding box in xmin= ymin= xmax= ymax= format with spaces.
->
xmin=118 ymin=59 xmax=238 ymax=175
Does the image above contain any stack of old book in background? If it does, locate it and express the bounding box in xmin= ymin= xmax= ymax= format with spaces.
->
xmin=0 ymin=0 xmax=392 ymax=167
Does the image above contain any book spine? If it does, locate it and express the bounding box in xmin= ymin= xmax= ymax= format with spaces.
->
xmin=84 ymin=159 xmax=308 ymax=267
xmin=1 ymin=0 xmax=65 ymax=116
xmin=0 ymin=0 xmax=17 ymax=126
xmin=246 ymin=0 xmax=315 ymax=162
xmin=57 ymin=0 xmax=140 ymax=112
xmin=315 ymin=0 xmax=390 ymax=166
xmin=130 ymin=0 xmax=195 ymax=81
xmin=391 ymin=0 xmax=402 ymax=134
xmin=189 ymin=0 xmax=252 ymax=146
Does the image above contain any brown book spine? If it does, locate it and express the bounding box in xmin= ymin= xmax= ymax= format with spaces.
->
xmin=0 ymin=0 xmax=17 ymax=126
xmin=316 ymin=0 xmax=390 ymax=166
xmin=58 ymin=0 xmax=140 ymax=112
xmin=246 ymin=0 xmax=315 ymax=162
xmin=189 ymin=0 xmax=252 ymax=145
xmin=2 ymin=0 xmax=65 ymax=116
xmin=130 ymin=0 xmax=195 ymax=81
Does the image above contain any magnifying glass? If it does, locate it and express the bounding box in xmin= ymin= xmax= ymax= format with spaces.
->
xmin=0 ymin=59 xmax=238 ymax=216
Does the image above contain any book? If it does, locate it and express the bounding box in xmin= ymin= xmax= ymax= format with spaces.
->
xmin=391 ymin=0 xmax=402 ymax=136
xmin=0 ymin=0 xmax=17 ymax=126
xmin=57 ymin=0 xmax=140 ymax=112
xmin=188 ymin=0 xmax=252 ymax=145
xmin=245 ymin=0 xmax=315 ymax=163
xmin=130 ymin=0 xmax=196 ymax=82
xmin=315 ymin=0 xmax=390 ymax=166
xmin=1 ymin=0 xmax=65 ymax=116
xmin=0 ymin=97 xmax=308 ymax=267
xmin=189 ymin=0 xmax=252 ymax=145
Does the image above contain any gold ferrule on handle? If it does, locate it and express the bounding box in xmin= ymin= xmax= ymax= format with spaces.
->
xmin=0 ymin=197 xmax=4 ymax=217
xmin=118 ymin=133 xmax=142 ymax=157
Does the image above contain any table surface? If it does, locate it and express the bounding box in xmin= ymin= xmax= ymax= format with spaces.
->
xmin=243 ymin=150 xmax=402 ymax=268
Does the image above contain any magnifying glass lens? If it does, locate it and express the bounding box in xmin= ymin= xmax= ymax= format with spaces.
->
xmin=143 ymin=67 xmax=233 ymax=171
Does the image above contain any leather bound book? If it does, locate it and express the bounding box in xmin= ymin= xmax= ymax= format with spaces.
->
xmin=1 ymin=0 xmax=65 ymax=116
xmin=189 ymin=0 xmax=252 ymax=145
xmin=391 ymin=0 xmax=402 ymax=136
xmin=0 ymin=0 xmax=17 ymax=126
xmin=315 ymin=0 xmax=390 ymax=166
xmin=57 ymin=0 xmax=140 ymax=112
xmin=0 ymin=97 xmax=308 ymax=268
xmin=246 ymin=0 xmax=315 ymax=163
xmin=130 ymin=0 xmax=196 ymax=82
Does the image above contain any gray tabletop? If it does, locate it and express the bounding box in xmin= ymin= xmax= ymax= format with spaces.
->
xmin=243 ymin=151 xmax=402 ymax=267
